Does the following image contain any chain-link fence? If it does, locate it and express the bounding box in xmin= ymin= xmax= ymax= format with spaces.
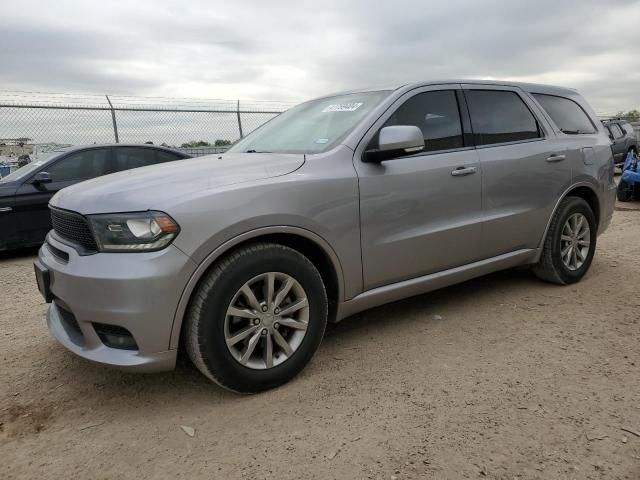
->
xmin=0 ymin=91 xmax=295 ymax=157
xmin=1 ymin=90 xmax=638 ymax=160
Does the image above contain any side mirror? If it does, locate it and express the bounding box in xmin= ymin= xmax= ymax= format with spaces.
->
xmin=364 ymin=125 xmax=425 ymax=162
xmin=32 ymin=171 xmax=52 ymax=184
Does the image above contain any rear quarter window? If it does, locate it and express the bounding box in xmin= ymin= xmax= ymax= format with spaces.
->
xmin=157 ymin=150 xmax=185 ymax=163
xmin=532 ymin=93 xmax=596 ymax=134
xmin=622 ymin=122 xmax=636 ymax=136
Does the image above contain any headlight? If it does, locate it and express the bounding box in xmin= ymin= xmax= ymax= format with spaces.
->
xmin=87 ymin=211 xmax=180 ymax=252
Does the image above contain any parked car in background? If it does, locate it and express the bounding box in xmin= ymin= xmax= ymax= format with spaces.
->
xmin=36 ymin=80 xmax=615 ymax=393
xmin=0 ymin=144 xmax=191 ymax=251
xmin=602 ymin=119 xmax=638 ymax=168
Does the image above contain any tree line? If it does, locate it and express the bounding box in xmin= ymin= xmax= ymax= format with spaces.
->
xmin=180 ymin=139 xmax=232 ymax=148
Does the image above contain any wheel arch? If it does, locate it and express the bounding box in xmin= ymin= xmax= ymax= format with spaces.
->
xmin=538 ymin=183 xmax=601 ymax=251
xmin=169 ymin=226 xmax=345 ymax=350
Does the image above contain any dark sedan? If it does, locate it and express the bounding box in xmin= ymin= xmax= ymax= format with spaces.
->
xmin=0 ymin=144 xmax=191 ymax=251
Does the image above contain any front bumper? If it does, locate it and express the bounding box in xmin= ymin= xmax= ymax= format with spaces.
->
xmin=38 ymin=232 xmax=197 ymax=372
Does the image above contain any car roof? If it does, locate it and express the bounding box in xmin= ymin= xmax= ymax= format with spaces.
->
xmin=33 ymin=143 xmax=190 ymax=164
xmin=58 ymin=143 xmax=188 ymax=155
xmin=314 ymin=79 xmax=580 ymax=102
xmin=602 ymin=119 xmax=629 ymax=124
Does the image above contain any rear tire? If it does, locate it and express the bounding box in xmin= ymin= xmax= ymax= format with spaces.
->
xmin=533 ymin=197 xmax=597 ymax=285
xmin=617 ymin=179 xmax=634 ymax=202
xmin=184 ymin=243 xmax=328 ymax=393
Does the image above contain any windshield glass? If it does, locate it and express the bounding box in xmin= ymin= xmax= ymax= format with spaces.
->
xmin=229 ymin=91 xmax=391 ymax=154
xmin=0 ymin=150 xmax=64 ymax=183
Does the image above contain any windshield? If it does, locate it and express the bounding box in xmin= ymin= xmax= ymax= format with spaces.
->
xmin=229 ymin=91 xmax=391 ymax=154
xmin=0 ymin=150 xmax=65 ymax=183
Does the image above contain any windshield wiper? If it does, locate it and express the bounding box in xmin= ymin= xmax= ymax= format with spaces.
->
xmin=245 ymin=149 xmax=271 ymax=153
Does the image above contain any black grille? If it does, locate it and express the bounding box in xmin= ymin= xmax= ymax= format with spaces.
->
xmin=50 ymin=207 xmax=98 ymax=252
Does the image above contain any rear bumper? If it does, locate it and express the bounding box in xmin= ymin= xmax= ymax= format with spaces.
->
xmin=38 ymin=232 xmax=197 ymax=372
xmin=598 ymin=183 xmax=616 ymax=235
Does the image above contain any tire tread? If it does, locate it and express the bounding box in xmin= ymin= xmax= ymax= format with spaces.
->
xmin=184 ymin=242 xmax=326 ymax=393
xmin=533 ymin=196 xmax=594 ymax=285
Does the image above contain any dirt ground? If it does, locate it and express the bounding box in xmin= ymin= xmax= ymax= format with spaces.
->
xmin=1 ymin=210 xmax=639 ymax=480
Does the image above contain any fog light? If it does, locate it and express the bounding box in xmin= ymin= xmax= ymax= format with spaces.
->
xmin=93 ymin=323 xmax=138 ymax=350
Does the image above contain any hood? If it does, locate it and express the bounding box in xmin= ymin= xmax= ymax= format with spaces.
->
xmin=50 ymin=152 xmax=304 ymax=214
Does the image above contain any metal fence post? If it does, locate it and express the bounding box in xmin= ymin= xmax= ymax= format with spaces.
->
xmin=236 ymin=99 xmax=244 ymax=139
xmin=105 ymin=95 xmax=119 ymax=143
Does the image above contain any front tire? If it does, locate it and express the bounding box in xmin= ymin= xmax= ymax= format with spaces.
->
xmin=533 ymin=197 xmax=597 ymax=285
xmin=184 ymin=243 xmax=328 ymax=393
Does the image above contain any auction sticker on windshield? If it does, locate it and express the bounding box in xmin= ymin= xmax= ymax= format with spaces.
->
xmin=322 ymin=102 xmax=363 ymax=113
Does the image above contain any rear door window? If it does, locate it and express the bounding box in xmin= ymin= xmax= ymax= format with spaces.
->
xmin=114 ymin=148 xmax=157 ymax=171
xmin=465 ymin=90 xmax=541 ymax=146
xmin=46 ymin=149 xmax=109 ymax=181
xmin=532 ymin=93 xmax=596 ymax=134
xmin=379 ymin=90 xmax=464 ymax=152
xmin=605 ymin=126 xmax=613 ymax=138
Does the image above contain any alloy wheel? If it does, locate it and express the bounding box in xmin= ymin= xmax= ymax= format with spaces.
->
xmin=560 ymin=213 xmax=590 ymax=271
xmin=224 ymin=272 xmax=309 ymax=370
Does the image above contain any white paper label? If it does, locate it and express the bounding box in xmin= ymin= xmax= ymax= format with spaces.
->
xmin=322 ymin=102 xmax=363 ymax=113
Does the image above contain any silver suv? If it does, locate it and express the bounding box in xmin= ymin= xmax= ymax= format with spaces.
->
xmin=35 ymin=80 xmax=616 ymax=393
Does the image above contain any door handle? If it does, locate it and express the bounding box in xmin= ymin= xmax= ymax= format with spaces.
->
xmin=0 ymin=206 xmax=12 ymax=213
xmin=451 ymin=166 xmax=477 ymax=177
xmin=546 ymin=154 xmax=566 ymax=163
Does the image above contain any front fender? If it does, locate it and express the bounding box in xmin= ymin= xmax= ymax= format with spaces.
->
xmin=168 ymin=225 xmax=346 ymax=350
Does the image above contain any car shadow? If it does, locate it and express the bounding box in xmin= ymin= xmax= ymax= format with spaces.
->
xmin=45 ymin=266 xmax=545 ymax=413
xmin=324 ymin=266 xmax=539 ymax=341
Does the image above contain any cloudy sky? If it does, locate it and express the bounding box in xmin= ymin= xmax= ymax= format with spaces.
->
xmin=0 ymin=0 xmax=639 ymax=113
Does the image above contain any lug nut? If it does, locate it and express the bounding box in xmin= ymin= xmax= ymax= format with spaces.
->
xmin=253 ymin=318 xmax=260 ymax=325
xmin=261 ymin=328 xmax=268 ymax=335
xmin=274 ymin=308 xmax=280 ymax=314
xmin=261 ymin=305 xmax=268 ymax=312
xmin=274 ymin=322 xmax=280 ymax=329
